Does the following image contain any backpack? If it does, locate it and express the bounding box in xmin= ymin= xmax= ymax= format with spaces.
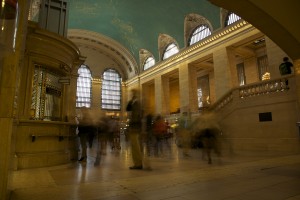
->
xmin=279 ymin=63 xmax=290 ymax=75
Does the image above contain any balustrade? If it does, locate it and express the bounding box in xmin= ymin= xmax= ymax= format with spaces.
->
xmin=211 ymin=76 xmax=292 ymax=112
xmin=239 ymin=78 xmax=289 ymax=98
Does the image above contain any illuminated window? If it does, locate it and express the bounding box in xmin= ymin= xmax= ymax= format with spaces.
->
xmin=189 ymin=25 xmax=211 ymax=46
xmin=225 ymin=12 xmax=241 ymax=26
xmin=143 ymin=56 xmax=155 ymax=70
xmin=101 ymin=69 xmax=121 ymax=110
xmin=76 ymin=65 xmax=92 ymax=108
xmin=237 ymin=63 xmax=246 ymax=86
xmin=162 ymin=43 xmax=179 ymax=60
xmin=257 ymin=55 xmax=269 ymax=81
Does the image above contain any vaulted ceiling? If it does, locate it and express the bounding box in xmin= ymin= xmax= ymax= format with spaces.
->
xmin=67 ymin=0 xmax=221 ymax=65
xmin=67 ymin=0 xmax=300 ymax=77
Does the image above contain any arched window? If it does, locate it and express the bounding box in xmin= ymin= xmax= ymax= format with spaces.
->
xmin=162 ymin=43 xmax=179 ymax=60
xmin=189 ymin=25 xmax=211 ymax=46
xmin=143 ymin=56 xmax=155 ymax=70
xmin=225 ymin=12 xmax=241 ymax=26
xmin=76 ymin=65 xmax=92 ymax=108
xmin=101 ymin=69 xmax=121 ymax=110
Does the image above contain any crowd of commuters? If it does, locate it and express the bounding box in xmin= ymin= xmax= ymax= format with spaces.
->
xmin=76 ymin=89 xmax=223 ymax=168
xmin=76 ymin=56 xmax=294 ymax=168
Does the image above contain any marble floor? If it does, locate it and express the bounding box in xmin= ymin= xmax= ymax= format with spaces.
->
xmin=8 ymin=135 xmax=300 ymax=200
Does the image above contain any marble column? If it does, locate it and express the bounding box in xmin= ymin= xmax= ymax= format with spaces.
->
xmin=179 ymin=63 xmax=191 ymax=113
xmin=293 ymin=59 xmax=300 ymax=117
xmin=154 ymin=76 xmax=163 ymax=115
xmin=0 ymin=1 xmax=29 ymax=199
xmin=213 ymin=47 xmax=238 ymax=99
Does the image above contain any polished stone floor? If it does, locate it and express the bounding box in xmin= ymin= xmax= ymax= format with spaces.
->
xmin=9 ymin=135 xmax=300 ymax=200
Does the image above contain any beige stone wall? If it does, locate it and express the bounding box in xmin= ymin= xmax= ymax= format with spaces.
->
xmin=265 ymin=37 xmax=290 ymax=79
xmin=244 ymin=57 xmax=259 ymax=84
xmin=217 ymin=77 xmax=300 ymax=155
xmin=213 ymin=48 xmax=234 ymax=99
xmin=169 ymin=80 xmax=180 ymax=113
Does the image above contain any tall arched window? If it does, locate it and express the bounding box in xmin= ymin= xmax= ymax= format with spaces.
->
xmin=101 ymin=69 xmax=121 ymax=110
xmin=143 ymin=56 xmax=155 ymax=70
xmin=225 ymin=12 xmax=241 ymax=26
xmin=162 ymin=43 xmax=179 ymax=60
xmin=189 ymin=25 xmax=211 ymax=46
xmin=76 ymin=65 xmax=92 ymax=108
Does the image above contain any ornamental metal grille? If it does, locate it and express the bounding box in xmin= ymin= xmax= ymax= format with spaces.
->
xmin=31 ymin=64 xmax=62 ymax=120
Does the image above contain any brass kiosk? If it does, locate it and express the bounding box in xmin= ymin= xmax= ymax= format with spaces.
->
xmin=13 ymin=22 xmax=84 ymax=169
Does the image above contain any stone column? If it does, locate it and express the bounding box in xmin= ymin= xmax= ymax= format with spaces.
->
xmin=244 ymin=57 xmax=259 ymax=84
xmin=213 ymin=47 xmax=238 ymax=99
xmin=154 ymin=76 xmax=163 ymax=115
xmin=189 ymin=66 xmax=198 ymax=113
xmin=64 ymin=70 xmax=78 ymax=123
xmin=92 ymin=78 xmax=101 ymax=109
xmin=161 ymin=76 xmax=169 ymax=116
xmin=265 ymin=37 xmax=288 ymax=79
xmin=294 ymin=59 xmax=300 ymax=118
xmin=179 ymin=63 xmax=191 ymax=113
xmin=121 ymin=81 xmax=127 ymax=120
xmin=0 ymin=1 xmax=29 ymax=199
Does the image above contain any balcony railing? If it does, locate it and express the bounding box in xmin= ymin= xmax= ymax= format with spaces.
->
xmin=209 ymin=75 xmax=294 ymax=112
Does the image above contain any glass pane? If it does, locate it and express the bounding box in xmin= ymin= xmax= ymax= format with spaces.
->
xmin=144 ymin=56 xmax=155 ymax=70
xmin=226 ymin=13 xmax=241 ymax=26
xmin=76 ymin=65 xmax=92 ymax=108
xmin=163 ymin=43 xmax=179 ymax=60
xmin=101 ymin=69 xmax=121 ymax=110
xmin=189 ymin=25 xmax=211 ymax=46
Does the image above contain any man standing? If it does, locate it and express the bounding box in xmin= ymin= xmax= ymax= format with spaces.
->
xmin=279 ymin=57 xmax=293 ymax=75
xmin=126 ymin=89 xmax=143 ymax=169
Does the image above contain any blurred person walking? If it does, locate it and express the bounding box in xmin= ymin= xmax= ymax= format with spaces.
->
xmin=107 ymin=116 xmax=121 ymax=150
xmin=191 ymin=111 xmax=222 ymax=164
xmin=94 ymin=116 xmax=109 ymax=166
xmin=77 ymin=111 xmax=97 ymax=162
xmin=153 ymin=115 xmax=167 ymax=157
xmin=177 ymin=111 xmax=192 ymax=157
xmin=126 ymin=89 xmax=143 ymax=170
xmin=145 ymin=113 xmax=154 ymax=156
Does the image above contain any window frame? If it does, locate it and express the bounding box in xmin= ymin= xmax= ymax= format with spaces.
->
xmin=143 ymin=56 xmax=155 ymax=71
xmin=236 ymin=62 xmax=246 ymax=86
xmin=188 ymin=24 xmax=211 ymax=46
xmin=76 ymin=65 xmax=92 ymax=108
xmin=225 ymin=12 xmax=241 ymax=27
xmin=162 ymin=43 xmax=179 ymax=60
xmin=101 ymin=68 xmax=122 ymax=110
xmin=257 ymin=55 xmax=269 ymax=81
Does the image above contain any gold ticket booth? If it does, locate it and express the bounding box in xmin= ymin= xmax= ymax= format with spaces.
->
xmin=13 ymin=21 xmax=84 ymax=169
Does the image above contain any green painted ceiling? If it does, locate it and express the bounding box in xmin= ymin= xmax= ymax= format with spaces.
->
xmin=68 ymin=0 xmax=221 ymax=64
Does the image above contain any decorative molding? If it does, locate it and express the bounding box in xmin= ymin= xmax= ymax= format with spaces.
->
xmin=184 ymin=13 xmax=213 ymax=47
xmin=136 ymin=20 xmax=251 ymax=82
xmin=158 ymin=34 xmax=179 ymax=61
xmin=139 ymin=49 xmax=154 ymax=71
xmin=68 ymin=29 xmax=139 ymax=79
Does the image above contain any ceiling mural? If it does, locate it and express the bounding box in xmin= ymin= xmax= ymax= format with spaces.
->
xmin=68 ymin=0 xmax=221 ymax=64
